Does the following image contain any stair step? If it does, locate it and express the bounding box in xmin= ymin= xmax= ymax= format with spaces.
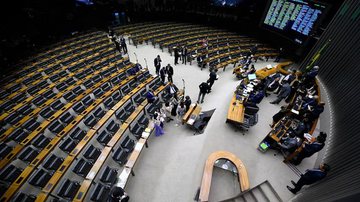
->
xmin=252 ymin=186 xmax=269 ymax=202
xmin=243 ymin=191 xmax=257 ymax=202
xmin=260 ymin=181 xmax=282 ymax=202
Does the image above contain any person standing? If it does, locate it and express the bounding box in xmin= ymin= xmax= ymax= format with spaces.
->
xmin=154 ymin=55 xmax=162 ymax=75
xmin=174 ymin=47 xmax=180 ymax=65
xmin=159 ymin=66 xmax=166 ymax=84
xmin=292 ymin=135 xmax=326 ymax=165
xmin=197 ymin=81 xmax=210 ymax=104
xmin=120 ymin=35 xmax=127 ymax=54
xmin=207 ymin=69 xmax=218 ymax=92
xmin=114 ymin=36 xmax=122 ymax=55
xmin=181 ymin=46 xmax=188 ymax=64
xmin=184 ymin=96 xmax=191 ymax=112
xmin=270 ymin=81 xmax=291 ymax=104
xmin=176 ymin=102 xmax=186 ymax=126
xmin=166 ymin=64 xmax=174 ymax=83
xmin=287 ymin=163 xmax=330 ymax=194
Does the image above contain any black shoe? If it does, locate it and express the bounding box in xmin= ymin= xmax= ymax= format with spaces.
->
xmin=291 ymin=180 xmax=297 ymax=186
xmin=287 ymin=186 xmax=296 ymax=194
xmin=270 ymin=102 xmax=276 ymax=104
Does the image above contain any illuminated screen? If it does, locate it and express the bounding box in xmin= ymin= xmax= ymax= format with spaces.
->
xmin=262 ymin=0 xmax=327 ymax=44
xmin=212 ymin=0 xmax=243 ymax=7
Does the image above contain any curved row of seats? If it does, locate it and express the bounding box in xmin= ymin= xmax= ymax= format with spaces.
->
xmin=112 ymin=22 xmax=278 ymax=71
xmin=2 ymin=32 xmax=107 ymax=92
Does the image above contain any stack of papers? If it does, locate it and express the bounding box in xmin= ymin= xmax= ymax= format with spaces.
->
xmin=266 ymin=64 xmax=273 ymax=69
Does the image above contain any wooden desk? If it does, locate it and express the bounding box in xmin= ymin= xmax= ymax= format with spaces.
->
xmin=199 ymin=151 xmax=249 ymax=202
xmin=125 ymin=138 xmax=146 ymax=169
xmin=182 ymin=104 xmax=202 ymax=126
xmin=226 ymin=93 xmax=245 ymax=124
xmin=255 ymin=61 xmax=293 ymax=80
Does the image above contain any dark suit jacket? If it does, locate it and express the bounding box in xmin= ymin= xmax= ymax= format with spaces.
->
xmin=301 ymin=169 xmax=327 ymax=184
xmin=166 ymin=66 xmax=174 ymax=76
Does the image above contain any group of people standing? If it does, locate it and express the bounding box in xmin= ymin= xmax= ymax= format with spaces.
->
xmin=108 ymin=29 xmax=128 ymax=55
xmin=197 ymin=69 xmax=218 ymax=103
xmin=154 ymin=55 xmax=174 ymax=84
xmin=173 ymin=46 xmax=188 ymax=65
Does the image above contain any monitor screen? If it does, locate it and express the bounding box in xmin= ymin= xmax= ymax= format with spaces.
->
xmin=212 ymin=0 xmax=243 ymax=7
xmin=261 ymin=0 xmax=327 ymax=45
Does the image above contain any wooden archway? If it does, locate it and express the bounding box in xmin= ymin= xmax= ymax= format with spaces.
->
xmin=199 ymin=151 xmax=250 ymax=202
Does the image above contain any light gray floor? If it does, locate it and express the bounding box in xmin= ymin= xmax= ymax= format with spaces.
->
xmin=123 ymin=39 xmax=319 ymax=202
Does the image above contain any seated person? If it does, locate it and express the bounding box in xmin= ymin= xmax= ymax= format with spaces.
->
xmin=146 ymin=91 xmax=156 ymax=103
xmin=248 ymin=90 xmax=265 ymax=104
xmin=281 ymin=70 xmax=297 ymax=85
xmin=302 ymin=95 xmax=319 ymax=110
xmin=266 ymin=77 xmax=281 ymax=93
xmin=278 ymin=133 xmax=302 ymax=153
xmin=309 ymin=102 xmax=325 ymax=120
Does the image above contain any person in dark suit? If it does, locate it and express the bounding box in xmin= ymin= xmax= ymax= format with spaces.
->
xmin=166 ymin=64 xmax=174 ymax=83
xmin=292 ymin=135 xmax=326 ymax=165
xmin=184 ymin=96 xmax=191 ymax=112
xmin=114 ymin=36 xmax=122 ymax=55
xmin=181 ymin=46 xmax=188 ymax=64
xmin=287 ymin=163 xmax=330 ymax=194
xmin=207 ymin=69 xmax=218 ymax=92
xmin=270 ymin=81 xmax=291 ymax=104
xmin=154 ymin=55 xmax=162 ymax=75
xmin=197 ymin=82 xmax=210 ymax=103
xmin=174 ymin=47 xmax=180 ymax=65
xmin=159 ymin=66 xmax=166 ymax=84
xmin=120 ymin=36 xmax=127 ymax=54
xmin=108 ymin=186 xmax=129 ymax=202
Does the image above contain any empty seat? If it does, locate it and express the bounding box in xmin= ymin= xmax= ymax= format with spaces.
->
xmin=84 ymin=115 xmax=97 ymax=128
xmin=93 ymin=88 xmax=104 ymax=98
xmin=97 ymin=130 xmax=112 ymax=145
xmin=28 ymin=169 xmax=52 ymax=188
xmin=117 ymin=72 xmax=126 ymax=81
xmin=23 ymin=118 xmax=40 ymax=132
xmin=60 ymin=112 xmax=74 ymax=124
xmin=50 ymin=74 xmax=60 ymax=82
xmin=84 ymin=79 xmax=94 ymax=89
xmin=43 ymin=89 xmax=56 ymax=99
xmin=12 ymin=93 xmax=26 ymax=103
xmin=0 ymin=143 xmax=13 ymax=160
xmin=110 ymin=77 xmax=120 ymax=85
xmin=128 ymin=79 xmax=137 ymax=88
xmin=108 ymin=66 xmax=117 ymax=74
xmin=8 ymin=128 xmax=28 ymax=143
xmin=82 ymin=95 xmax=93 ymax=106
xmin=73 ymin=86 xmax=84 ymax=95
xmin=27 ymin=86 xmax=39 ymax=95
xmin=69 ymin=127 xmax=86 ymax=141
xmin=130 ymin=123 xmax=145 ymax=139
xmin=136 ymin=74 xmax=145 ymax=83
xmin=37 ymin=80 xmax=49 ymax=89
xmin=83 ymin=68 xmax=93 ymax=75
xmin=66 ymin=78 xmax=76 ymax=86
xmin=59 ymin=137 xmax=77 ymax=153
xmin=106 ymin=120 xmax=119 ymax=134
xmin=124 ymin=102 xmax=135 ymax=114
xmin=63 ymin=91 xmax=76 ymax=102
xmin=12 ymin=192 xmax=36 ymax=202
xmin=112 ymin=147 xmax=129 ymax=165
xmin=0 ymin=164 xmax=22 ymax=183
xmin=51 ymin=100 xmax=64 ymax=110
xmin=23 ymin=77 xmax=34 ymax=85
xmin=115 ymin=109 xmax=129 ymax=123
xmin=48 ymin=120 xmax=65 ymax=134
xmin=90 ymin=183 xmax=110 ymax=202
xmin=101 ymin=82 xmax=112 ymax=92
xmin=56 ymin=82 xmax=68 ymax=91
xmin=138 ymin=115 xmax=149 ymax=127
xmin=73 ymin=158 xmax=93 ymax=177
xmin=33 ymin=96 xmax=46 ymax=106
xmin=75 ymin=72 xmax=86 ymax=80
xmin=32 ymin=134 xmax=50 ymax=149
xmin=121 ymin=136 xmax=135 ymax=151
xmin=101 ymin=69 xmax=111 ymax=77
xmin=92 ymin=75 xmax=102 ymax=83
xmin=43 ymin=154 xmax=63 ymax=171
xmin=133 ymin=91 xmax=146 ymax=105
xmin=120 ymin=85 xmax=130 ymax=94
xmin=40 ymin=107 xmax=55 ymax=119
xmin=58 ymin=71 xmax=68 ymax=78
xmin=18 ymin=146 xmax=39 ymax=163
xmin=103 ymin=97 xmax=114 ymax=109
xmin=99 ymin=166 xmax=118 ymax=184
xmin=73 ymin=102 xmax=85 ymax=114
xmin=93 ymin=108 xmax=105 ymax=119
xmin=5 ymin=112 xmax=22 ymax=125
xmin=57 ymin=179 xmax=80 ymax=200
xmin=83 ymin=145 xmax=101 ymax=162
xmin=112 ymin=90 xmax=122 ymax=101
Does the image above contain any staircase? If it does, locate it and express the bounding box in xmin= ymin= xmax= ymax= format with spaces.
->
xmin=219 ymin=180 xmax=282 ymax=202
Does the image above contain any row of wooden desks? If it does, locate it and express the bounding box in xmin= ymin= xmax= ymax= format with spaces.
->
xmin=182 ymin=103 xmax=202 ymax=126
